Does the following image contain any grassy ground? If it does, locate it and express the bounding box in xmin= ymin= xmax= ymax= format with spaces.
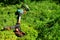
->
xmin=0 ymin=1 xmax=60 ymax=40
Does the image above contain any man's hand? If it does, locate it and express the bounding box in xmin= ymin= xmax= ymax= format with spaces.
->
xmin=23 ymin=10 xmax=27 ymax=14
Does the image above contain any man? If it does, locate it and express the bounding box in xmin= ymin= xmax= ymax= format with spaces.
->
xmin=1 ymin=4 xmax=29 ymax=37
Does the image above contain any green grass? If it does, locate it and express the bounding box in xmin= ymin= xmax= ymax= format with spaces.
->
xmin=0 ymin=1 xmax=60 ymax=40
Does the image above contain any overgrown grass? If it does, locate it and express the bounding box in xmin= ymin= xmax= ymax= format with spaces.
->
xmin=0 ymin=1 xmax=60 ymax=40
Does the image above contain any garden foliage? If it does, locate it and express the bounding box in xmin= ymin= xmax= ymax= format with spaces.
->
xmin=0 ymin=0 xmax=60 ymax=40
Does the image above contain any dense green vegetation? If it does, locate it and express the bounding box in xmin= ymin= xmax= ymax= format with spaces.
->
xmin=0 ymin=0 xmax=60 ymax=40
xmin=0 ymin=0 xmax=60 ymax=5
